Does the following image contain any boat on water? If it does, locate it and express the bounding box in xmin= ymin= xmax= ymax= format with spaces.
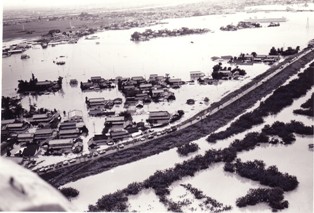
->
xmin=41 ymin=42 xmax=48 ymax=49
xmin=96 ymin=42 xmax=100 ymax=45
xmin=21 ymin=54 xmax=30 ymax=59
xmin=268 ymin=22 xmax=280 ymax=27
xmin=69 ymin=79 xmax=78 ymax=85
xmin=85 ymin=35 xmax=100 ymax=40
xmin=56 ymin=61 xmax=65 ymax=65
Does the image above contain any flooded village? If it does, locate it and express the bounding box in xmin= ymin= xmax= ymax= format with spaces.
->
xmin=1 ymin=0 xmax=314 ymax=212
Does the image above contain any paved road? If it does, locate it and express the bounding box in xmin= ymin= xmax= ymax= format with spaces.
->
xmin=35 ymin=48 xmax=314 ymax=175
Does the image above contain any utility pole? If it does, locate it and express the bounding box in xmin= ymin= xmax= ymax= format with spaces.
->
xmin=306 ymin=17 xmax=309 ymax=30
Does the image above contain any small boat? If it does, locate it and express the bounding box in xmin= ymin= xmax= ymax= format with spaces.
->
xmin=41 ymin=42 xmax=48 ymax=49
xmin=56 ymin=61 xmax=65 ymax=65
xmin=69 ymin=79 xmax=78 ymax=85
xmin=85 ymin=35 xmax=100 ymax=40
xmin=96 ymin=42 xmax=100 ymax=45
xmin=21 ymin=54 xmax=30 ymax=59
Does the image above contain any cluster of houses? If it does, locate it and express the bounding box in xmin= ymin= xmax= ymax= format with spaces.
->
xmin=17 ymin=74 xmax=63 ymax=95
xmin=88 ymin=109 xmax=174 ymax=148
xmin=1 ymin=110 xmax=86 ymax=158
xmin=85 ymin=97 xmax=121 ymax=117
xmin=228 ymin=53 xmax=280 ymax=65
xmin=80 ymin=76 xmax=116 ymax=91
xmin=118 ymin=75 xmax=180 ymax=107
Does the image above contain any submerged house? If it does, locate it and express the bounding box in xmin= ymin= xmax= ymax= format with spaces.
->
xmin=105 ymin=116 xmax=126 ymax=129
xmin=68 ymin=110 xmax=83 ymax=122
xmin=168 ymin=78 xmax=183 ymax=88
xmin=17 ymin=133 xmax=34 ymax=145
xmin=58 ymin=129 xmax=80 ymax=139
xmin=2 ymin=122 xmax=30 ymax=136
xmin=30 ymin=112 xmax=57 ymax=125
xmin=87 ymin=98 xmax=106 ymax=107
xmin=139 ymin=83 xmax=153 ymax=91
xmin=110 ymin=129 xmax=130 ymax=141
xmin=34 ymin=128 xmax=54 ymax=141
xmin=131 ymin=76 xmax=146 ymax=84
xmin=147 ymin=111 xmax=171 ymax=127
xmin=48 ymin=138 xmax=74 ymax=153
xmin=190 ymin=71 xmax=205 ymax=80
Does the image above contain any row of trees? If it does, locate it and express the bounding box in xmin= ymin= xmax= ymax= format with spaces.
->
xmin=236 ymin=188 xmax=289 ymax=211
xmin=207 ymin=63 xmax=314 ymax=143
xmin=225 ymin=159 xmax=299 ymax=191
xmin=207 ymin=112 xmax=264 ymax=143
xmin=87 ymin=112 xmax=311 ymax=211
xmin=269 ymin=46 xmax=300 ymax=56
xmin=88 ymin=127 xmax=300 ymax=212
xmin=293 ymin=93 xmax=314 ymax=117
xmin=262 ymin=120 xmax=313 ymax=144
xmin=88 ymin=190 xmax=128 ymax=212
xmin=180 ymin=184 xmax=232 ymax=212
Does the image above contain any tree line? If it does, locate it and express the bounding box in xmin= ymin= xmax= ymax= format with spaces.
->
xmin=225 ymin=159 xmax=299 ymax=191
xmin=207 ymin=64 xmax=314 ymax=143
xmin=180 ymin=183 xmax=232 ymax=212
xmin=269 ymin=46 xmax=300 ymax=56
xmin=88 ymin=126 xmax=301 ymax=212
xmin=236 ymin=188 xmax=289 ymax=211
xmin=293 ymin=93 xmax=314 ymax=117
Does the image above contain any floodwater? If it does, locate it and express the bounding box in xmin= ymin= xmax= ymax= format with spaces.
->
xmin=2 ymin=10 xmax=313 ymax=145
xmin=2 ymin=9 xmax=314 ymax=212
xmin=63 ymin=75 xmax=313 ymax=212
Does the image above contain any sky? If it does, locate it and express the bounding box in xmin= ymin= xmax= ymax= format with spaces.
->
xmin=3 ymin=0 xmax=210 ymax=10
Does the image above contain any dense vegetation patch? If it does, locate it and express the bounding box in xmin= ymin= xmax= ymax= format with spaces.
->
xmin=262 ymin=120 xmax=313 ymax=144
xmin=293 ymin=93 xmax=314 ymax=117
xmin=236 ymin=188 xmax=289 ymax=211
xmin=59 ymin=187 xmax=79 ymax=199
xmin=177 ymin=142 xmax=199 ymax=156
xmin=181 ymin=184 xmax=232 ymax=212
xmin=225 ymin=159 xmax=299 ymax=191
xmin=207 ymin=65 xmax=314 ymax=143
xmin=88 ymin=190 xmax=128 ymax=212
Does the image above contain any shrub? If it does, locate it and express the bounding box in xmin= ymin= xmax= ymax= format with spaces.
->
xmin=236 ymin=188 xmax=289 ymax=211
xmin=59 ymin=187 xmax=79 ymax=199
xmin=123 ymin=182 xmax=143 ymax=195
xmin=177 ymin=143 xmax=199 ymax=156
xmin=232 ymin=159 xmax=299 ymax=191
xmin=92 ymin=190 xmax=128 ymax=212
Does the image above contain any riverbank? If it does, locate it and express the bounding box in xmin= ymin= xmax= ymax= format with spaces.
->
xmin=40 ymin=48 xmax=314 ymax=187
